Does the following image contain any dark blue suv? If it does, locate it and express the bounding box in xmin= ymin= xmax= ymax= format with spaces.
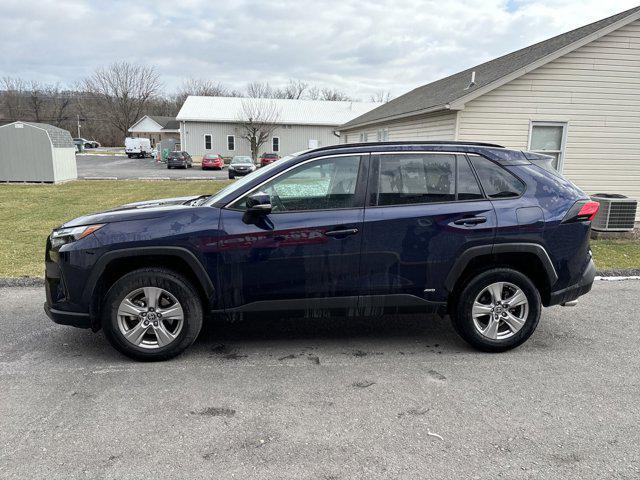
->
xmin=45 ymin=142 xmax=599 ymax=360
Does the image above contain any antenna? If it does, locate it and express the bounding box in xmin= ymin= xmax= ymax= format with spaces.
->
xmin=465 ymin=70 xmax=477 ymax=90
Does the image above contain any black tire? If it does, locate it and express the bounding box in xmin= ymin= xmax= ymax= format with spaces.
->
xmin=451 ymin=268 xmax=541 ymax=352
xmin=127 ymin=154 xmax=132 ymax=158
xmin=167 ymin=165 xmax=172 ymax=169
xmin=228 ymin=172 xmax=235 ymax=179
xmin=102 ymin=268 xmax=203 ymax=361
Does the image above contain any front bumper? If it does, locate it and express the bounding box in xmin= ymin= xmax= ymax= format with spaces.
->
xmin=548 ymin=258 xmax=596 ymax=306
xmin=44 ymin=236 xmax=94 ymax=329
xmin=44 ymin=302 xmax=91 ymax=328
xmin=229 ymin=169 xmax=252 ymax=176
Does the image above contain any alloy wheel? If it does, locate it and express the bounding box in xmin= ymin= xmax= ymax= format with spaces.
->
xmin=116 ymin=287 xmax=184 ymax=349
xmin=471 ymin=281 xmax=529 ymax=340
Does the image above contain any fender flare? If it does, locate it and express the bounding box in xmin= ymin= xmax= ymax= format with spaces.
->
xmin=82 ymin=246 xmax=215 ymax=305
xmin=444 ymin=242 xmax=558 ymax=292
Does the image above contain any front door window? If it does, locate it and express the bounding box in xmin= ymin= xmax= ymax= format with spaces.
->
xmin=232 ymin=155 xmax=361 ymax=212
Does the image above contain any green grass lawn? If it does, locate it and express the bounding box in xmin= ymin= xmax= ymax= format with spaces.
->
xmin=590 ymin=240 xmax=640 ymax=272
xmin=1 ymin=180 xmax=638 ymax=277
xmin=0 ymin=180 xmax=231 ymax=277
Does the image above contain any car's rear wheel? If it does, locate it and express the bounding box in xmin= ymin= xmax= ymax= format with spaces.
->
xmin=102 ymin=268 xmax=203 ymax=361
xmin=452 ymin=268 xmax=541 ymax=352
xmin=229 ymin=171 xmax=235 ymax=179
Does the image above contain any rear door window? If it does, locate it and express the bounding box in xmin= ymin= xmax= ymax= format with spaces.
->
xmin=377 ymin=154 xmax=456 ymax=206
xmin=457 ymin=156 xmax=484 ymax=201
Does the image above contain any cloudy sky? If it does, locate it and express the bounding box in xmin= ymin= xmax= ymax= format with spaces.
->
xmin=0 ymin=0 xmax=637 ymax=99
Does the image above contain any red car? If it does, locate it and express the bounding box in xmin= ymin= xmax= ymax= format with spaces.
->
xmin=259 ymin=153 xmax=279 ymax=167
xmin=202 ymin=153 xmax=225 ymax=170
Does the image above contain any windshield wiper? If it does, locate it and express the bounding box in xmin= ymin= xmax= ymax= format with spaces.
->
xmin=184 ymin=195 xmax=211 ymax=206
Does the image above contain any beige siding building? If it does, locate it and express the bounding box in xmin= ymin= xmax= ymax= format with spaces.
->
xmin=341 ymin=7 xmax=640 ymax=220
xmin=177 ymin=96 xmax=381 ymax=160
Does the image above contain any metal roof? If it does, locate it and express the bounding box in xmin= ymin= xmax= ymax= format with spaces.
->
xmin=0 ymin=121 xmax=75 ymax=148
xmin=176 ymin=96 xmax=382 ymax=126
xmin=342 ymin=6 xmax=640 ymax=130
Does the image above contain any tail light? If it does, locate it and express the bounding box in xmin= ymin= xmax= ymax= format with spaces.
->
xmin=563 ymin=200 xmax=600 ymax=223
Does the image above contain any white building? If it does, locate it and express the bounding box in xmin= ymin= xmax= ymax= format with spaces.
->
xmin=340 ymin=6 xmax=640 ymax=220
xmin=128 ymin=115 xmax=180 ymax=147
xmin=176 ymin=96 xmax=381 ymax=159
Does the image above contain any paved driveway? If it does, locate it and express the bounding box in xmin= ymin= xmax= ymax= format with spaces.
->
xmin=1 ymin=280 xmax=639 ymax=479
xmin=76 ymin=154 xmax=230 ymax=180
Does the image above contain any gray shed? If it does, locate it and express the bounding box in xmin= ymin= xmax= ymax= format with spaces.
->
xmin=0 ymin=121 xmax=77 ymax=183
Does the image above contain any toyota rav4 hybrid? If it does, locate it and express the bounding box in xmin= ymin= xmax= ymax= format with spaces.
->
xmin=45 ymin=142 xmax=599 ymax=361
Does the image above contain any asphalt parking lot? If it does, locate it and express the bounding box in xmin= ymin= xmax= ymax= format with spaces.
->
xmin=1 ymin=280 xmax=639 ymax=479
xmin=76 ymin=154 xmax=230 ymax=180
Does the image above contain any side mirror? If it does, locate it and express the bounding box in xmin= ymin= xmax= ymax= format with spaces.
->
xmin=246 ymin=192 xmax=272 ymax=214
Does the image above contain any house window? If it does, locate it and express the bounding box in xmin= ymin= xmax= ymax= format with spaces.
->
xmin=359 ymin=132 xmax=369 ymax=142
xmin=529 ymin=122 xmax=567 ymax=171
xmin=272 ymin=137 xmax=280 ymax=152
xmin=377 ymin=129 xmax=389 ymax=142
xmin=204 ymin=134 xmax=212 ymax=150
xmin=227 ymin=135 xmax=235 ymax=151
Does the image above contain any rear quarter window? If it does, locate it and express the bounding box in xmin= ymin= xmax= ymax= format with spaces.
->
xmin=470 ymin=156 xmax=525 ymax=198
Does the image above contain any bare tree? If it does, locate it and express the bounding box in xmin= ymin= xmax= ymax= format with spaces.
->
xmin=1 ymin=77 xmax=27 ymax=122
xmin=237 ymin=99 xmax=280 ymax=161
xmin=246 ymin=81 xmax=274 ymax=99
xmin=319 ymin=87 xmax=352 ymax=101
xmin=277 ymin=79 xmax=308 ymax=99
xmin=174 ymin=78 xmax=240 ymax=107
xmin=82 ymin=62 xmax=161 ymax=140
xmin=369 ymin=90 xmax=393 ymax=103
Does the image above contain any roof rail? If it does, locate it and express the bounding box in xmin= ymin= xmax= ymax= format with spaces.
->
xmin=308 ymin=141 xmax=505 ymax=153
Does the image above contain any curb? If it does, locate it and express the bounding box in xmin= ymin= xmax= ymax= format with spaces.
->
xmin=0 ymin=277 xmax=45 ymax=287
xmin=595 ymin=269 xmax=640 ymax=277
xmin=78 ymin=177 xmax=229 ymax=181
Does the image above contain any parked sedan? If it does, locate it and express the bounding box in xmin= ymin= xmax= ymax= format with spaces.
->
xmin=167 ymin=151 xmax=193 ymax=169
xmin=228 ymin=156 xmax=256 ymax=179
xmin=202 ymin=154 xmax=225 ymax=170
xmin=259 ymin=153 xmax=279 ymax=167
xmin=73 ymin=138 xmax=100 ymax=149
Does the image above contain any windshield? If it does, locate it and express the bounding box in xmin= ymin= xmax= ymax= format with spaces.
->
xmin=232 ymin=156 xmax=253 ymax=164
xmin=203 ymin=160 xmax=282 ymax=206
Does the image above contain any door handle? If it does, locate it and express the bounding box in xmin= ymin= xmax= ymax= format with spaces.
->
xmin=454 ymin=216 xmax=487 ymax=226
xmin=324 ymin=228 xmax=359 ymax=237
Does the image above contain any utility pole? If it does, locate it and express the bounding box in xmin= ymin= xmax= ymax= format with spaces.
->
xmin=77 ymin=114 xmax=81 ymax=138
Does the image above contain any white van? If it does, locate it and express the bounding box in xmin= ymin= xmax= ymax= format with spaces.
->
xmin=125 ymin=137 xmax=152 ymax=158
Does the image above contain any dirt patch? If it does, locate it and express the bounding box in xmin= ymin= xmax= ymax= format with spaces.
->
xmin=192 ymin=407 xmax=236 ymax=417
xmin=427 ymin=369 xmax=446 ymax=381
xmin=352 ymin=380 xmax=375 ymax=388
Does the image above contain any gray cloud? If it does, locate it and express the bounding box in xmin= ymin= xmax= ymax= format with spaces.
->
xmin=0 ymin=0 xmax=637 ymax=99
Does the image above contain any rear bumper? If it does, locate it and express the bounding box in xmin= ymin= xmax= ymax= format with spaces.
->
xmin=44 ymin=302 xmax=91 ymax=329
xmin=547 ymin=258 xmax=596 ymax=306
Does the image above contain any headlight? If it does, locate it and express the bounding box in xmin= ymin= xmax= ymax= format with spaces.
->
xmin=50 ymin=224 xmax=104 ymax=248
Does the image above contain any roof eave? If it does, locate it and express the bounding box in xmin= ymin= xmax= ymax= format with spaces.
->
xmin=344 ymin=8 xmax=640 ymax=130
xmin=450 ymin=9 xmax=640 ymax=109
xmin=340 ymin=104 xmax=456 ymax=131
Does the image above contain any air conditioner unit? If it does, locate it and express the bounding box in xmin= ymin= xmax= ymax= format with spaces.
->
xmin=590 ymin=194 xmax=637 ymax=232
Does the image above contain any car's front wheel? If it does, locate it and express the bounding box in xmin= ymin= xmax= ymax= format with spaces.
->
xmin=452 ymin=268 xmax=541 ymax=352
xmin=102 ymin=268 xmax=203 ymax=361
